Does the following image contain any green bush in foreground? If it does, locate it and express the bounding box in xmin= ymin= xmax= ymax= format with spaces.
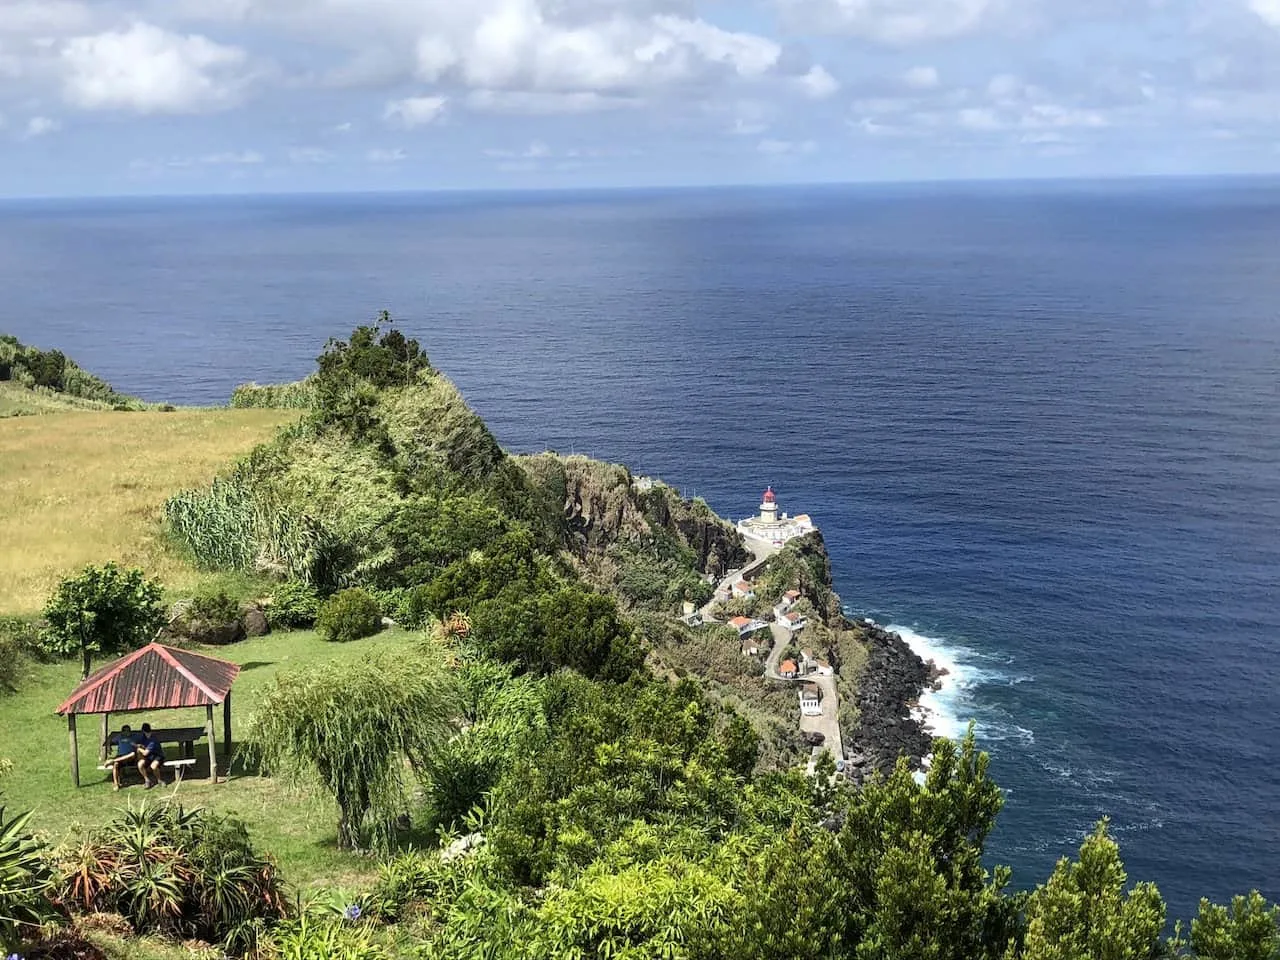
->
xmin=55 ymin=804 xmax=286 ymax=956
xmin=316 ymin=588 xmax=382 ymax=643
xmin=0 ymin=804 xmax=57 ymax=953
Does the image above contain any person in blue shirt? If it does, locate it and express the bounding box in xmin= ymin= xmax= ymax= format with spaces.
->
xmin=136 ymin=723 xmax=166 ymax=789
xmin=109 ymin=724 xmax=144 ymax=791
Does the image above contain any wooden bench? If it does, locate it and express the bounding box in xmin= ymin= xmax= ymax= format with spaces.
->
xmin=97 ymin=757 xmax=199 ymax=782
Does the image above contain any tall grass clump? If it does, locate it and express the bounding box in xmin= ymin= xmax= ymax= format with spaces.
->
xmin=165 ymin=468 xmax=345 ymax=588
xmin=231 ymin=378 xmax=317 ymax=410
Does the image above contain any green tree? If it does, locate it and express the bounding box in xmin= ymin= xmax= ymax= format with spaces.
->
xmin=830 ymin=730 xmax=1021 ymax=960
xmin=246 ymin=649 xmax=459 ymax=849
xmin=42 ymin=562 xmax=164 ymax=679
xmin=1017 ymin=821 xmax=1166 ymax=960
xmin=1186 ymin=892 xmax=1279 ymax=960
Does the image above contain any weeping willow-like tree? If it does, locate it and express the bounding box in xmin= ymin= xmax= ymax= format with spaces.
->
xmin=245 ymin=648 xmax=459 ymax=850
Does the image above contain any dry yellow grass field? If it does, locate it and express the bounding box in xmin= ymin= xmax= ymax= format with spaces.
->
xmin=0 ymin=407 xmax=298 ymax=615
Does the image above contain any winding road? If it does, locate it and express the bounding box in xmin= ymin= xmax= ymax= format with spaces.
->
xmin=700 ymin=534 xmax=845 ymax=766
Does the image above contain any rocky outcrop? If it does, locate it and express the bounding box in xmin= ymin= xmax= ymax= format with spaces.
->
xmin=518 ymin=454 xmax=748 ymax=577
xmin=843 ymin=623 xmax=933 ymax=782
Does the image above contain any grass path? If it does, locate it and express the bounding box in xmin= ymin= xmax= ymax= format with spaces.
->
xmin=1 ymin=629 xmax=420 ymax=889
xmin=0 ymin=407 xmax=297 ymax=615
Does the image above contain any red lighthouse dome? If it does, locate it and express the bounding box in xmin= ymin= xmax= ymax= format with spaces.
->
xmin=762 ymin=486 xmax=776 ymax=503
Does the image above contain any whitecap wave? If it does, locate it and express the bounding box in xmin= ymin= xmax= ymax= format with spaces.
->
xmin=885 ymin=623 xmax=1034 ymax=747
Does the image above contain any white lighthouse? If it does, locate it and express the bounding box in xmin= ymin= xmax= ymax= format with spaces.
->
xmin=759 ymin=486 xmax=779 ymax=523
xmin=737 ymin=486 xmax=816 ymax=546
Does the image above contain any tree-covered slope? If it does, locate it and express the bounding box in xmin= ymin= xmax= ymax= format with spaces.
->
xmin=0 ymin=335 xmax=146 ymax=415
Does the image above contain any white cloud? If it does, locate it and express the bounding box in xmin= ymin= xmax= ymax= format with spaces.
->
xmin=957 ymin=106 xmax=1002 ymax=130
xmin=780 ymin=0 xmax=997 ymax=44
xmin=466 ymin=89 xmax=641 ymax=114
xmin=61 ymin=22 xmax=248 ymax=113
xmin=366 ymin=147 xmax=406 ymax=162
xmin=199 ymin=150 xmax=264 ymax=164
xmin=383 ymin=95 xmax=447 ymax=127
xmin=23 ymin=115 xmax=60 ymax=137
xmin=1250 ymin=0 xmax=1280 ymax=27
xmin=757 ymin=137 xmax=817 ymax=155
xmin=798 ymin=64 xmax=839 ymax=98
xmin=288 ymin=146 xmax=334 ymax=163
xmin=128 ymin=149 xmax=263 ymax=172
xmin=903 ymin=65 xmax=939 ymax=89
xmin=0 ymin=1 xmax=94 ymax=36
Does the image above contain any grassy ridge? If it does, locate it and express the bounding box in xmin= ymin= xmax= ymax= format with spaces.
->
xmin=0 ymin=408 xmax=298 ymax=615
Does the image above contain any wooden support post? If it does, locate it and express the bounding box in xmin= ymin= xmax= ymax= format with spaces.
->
xmin=68 ymin=713 xmax=80 ymax=787
xmin=205 ymin=703 xmax=218 ymax=782
xmin=222 ymin=694 xmax=232 ymax=765
xmin=100 ymin=712 xmax=110 ymax=762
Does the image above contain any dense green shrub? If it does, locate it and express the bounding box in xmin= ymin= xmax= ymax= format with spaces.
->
xmin=165 ymin=463 xmax=347 ymax=588
xmin=0 ymin=635 xmax=27 ymax=695
xmin=316 ymin=588 xmax=382 ymax=643
xmin=0 ymin=804 xmax=58 ymax=952
xmin=266 ymin=580 xmax=322 ymax=629
xmin=268 ymin=910 xmax=387 ymax=960
xmin=189 ymin=588 xmax=240 ymax=624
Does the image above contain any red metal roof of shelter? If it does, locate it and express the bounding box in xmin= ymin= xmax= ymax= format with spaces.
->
xmin=57 ymin=642 xmax=240 ymax=716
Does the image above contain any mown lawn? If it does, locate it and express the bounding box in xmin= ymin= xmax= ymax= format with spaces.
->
xmin=1 ymin=628 xmax=421 ymax=890
xmin=0 ymin=406 xmax=297 ymax=616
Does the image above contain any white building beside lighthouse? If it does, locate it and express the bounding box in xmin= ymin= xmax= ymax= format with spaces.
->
xmin=737 ymin=487 xmax=816 ymax=546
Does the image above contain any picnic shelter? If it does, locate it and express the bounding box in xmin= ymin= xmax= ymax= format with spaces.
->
xmin=56 ymin=642 xmax=241 ymax=787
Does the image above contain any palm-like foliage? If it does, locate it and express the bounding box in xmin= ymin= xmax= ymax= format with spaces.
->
xmin=54 ymin=803 xmax=285 ymax=955
xmin=0 ymin=805 xmax=58 ymax=952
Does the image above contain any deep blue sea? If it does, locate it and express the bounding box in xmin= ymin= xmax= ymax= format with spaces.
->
xmin=3 ymin=180 xmax=1278 ymax=918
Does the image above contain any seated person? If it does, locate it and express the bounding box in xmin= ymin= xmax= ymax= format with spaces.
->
xmin=109 ymin=724 xmax=144 ymax=790
xmin=137 ymin=726 xmax=166 ymax=789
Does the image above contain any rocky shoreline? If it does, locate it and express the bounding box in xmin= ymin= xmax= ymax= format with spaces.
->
xmin=843 ymin=621 xmax=937 ymax=782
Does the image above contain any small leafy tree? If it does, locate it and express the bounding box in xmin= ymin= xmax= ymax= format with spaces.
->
xmin=246 ymin=649 xmax=459 ymax=849
xmin=1187 ymin=891 xmax=1280 ymax=960
xmin=42 ymin=563 xmax=164 ymax=679
xmin=1017 ymin=820 xmax=1166 ymax=960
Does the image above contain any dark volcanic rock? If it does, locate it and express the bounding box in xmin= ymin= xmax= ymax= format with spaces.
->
xmin=241 ymin=603 xmax=270 ymax=638
xmin=846 ymin=623 xmax=933 ymax=782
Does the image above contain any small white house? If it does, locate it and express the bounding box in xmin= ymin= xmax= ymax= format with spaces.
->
xmin=732 ymin=580 xmax=755 ymax=600
xmin=728 ymin=616 xmax=755 ymax=637
xmin=779 ymin=610 xmax=807 ymax=633
xmin=799 ymin=683 xmax=823 ymax=717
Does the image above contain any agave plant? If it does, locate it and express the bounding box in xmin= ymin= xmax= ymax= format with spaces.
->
xmin=0 ymin=805 xmax=58 ymax=952
xmin=54 ymin=802 xmax=287 ymax=956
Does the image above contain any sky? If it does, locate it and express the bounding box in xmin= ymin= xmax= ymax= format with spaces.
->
xmin=1 ymin=0 xmax=1279 ymax=196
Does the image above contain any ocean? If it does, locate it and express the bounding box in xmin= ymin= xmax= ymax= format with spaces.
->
xmin=3 ymin=180 xmax=1278 ymax=918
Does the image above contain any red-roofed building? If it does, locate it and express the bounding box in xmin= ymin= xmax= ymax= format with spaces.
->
xmin=779 ymin=659 xmax=799 ymax=679
xmin=732 ymin=580 xmax=755 ymax=600
xmin=56 ymin=642 xmax=240 ymax=787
